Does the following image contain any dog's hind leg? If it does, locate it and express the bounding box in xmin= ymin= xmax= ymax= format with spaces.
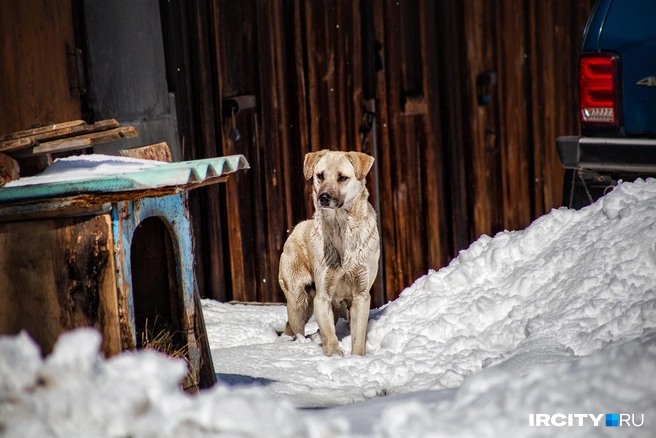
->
xmin=284 ymin=286 xmax=310 ymax=337
xmin=283 ymin=284 xmax=316 ymax=337
xmin=332 ymin=300 xmax=348 ymax=324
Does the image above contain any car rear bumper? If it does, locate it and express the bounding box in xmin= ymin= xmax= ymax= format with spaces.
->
xmin=557 ymin=136 xmax=656 ymax=173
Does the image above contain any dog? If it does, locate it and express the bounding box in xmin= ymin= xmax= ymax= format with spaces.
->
xmin=278 ymin=150 xmax=380 ymax=356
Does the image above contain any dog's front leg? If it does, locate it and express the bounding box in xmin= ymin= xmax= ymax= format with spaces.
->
xmin=350 ymin=291 xmax=371 ymax=355
xmin=314 ymin=271 xmax=343 ymax=356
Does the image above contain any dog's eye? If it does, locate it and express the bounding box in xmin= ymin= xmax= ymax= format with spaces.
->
xmin=316 ymin=172 xmax=324 ymax=181
xmin=337 ymin=174 xmax=349 ymax=183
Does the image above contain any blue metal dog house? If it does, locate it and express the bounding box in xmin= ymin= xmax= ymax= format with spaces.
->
xmin=0 ymin=155 xmax=249 ymax=391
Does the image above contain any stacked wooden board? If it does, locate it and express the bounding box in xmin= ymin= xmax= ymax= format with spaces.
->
xmin=0 ymin=119 xmax=138 ymax=185
xmin=0 ymin=119 xmax=137 ymax=157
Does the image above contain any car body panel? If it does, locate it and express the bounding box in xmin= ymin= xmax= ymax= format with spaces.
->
xmin=582 ymin=0 xmax=656 ymax=136
xmin=558 ymin=0 xmax=656 ymax=208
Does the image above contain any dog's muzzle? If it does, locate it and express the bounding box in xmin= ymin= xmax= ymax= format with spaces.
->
xmin=318 ymin=193 xmax=332 ymax=208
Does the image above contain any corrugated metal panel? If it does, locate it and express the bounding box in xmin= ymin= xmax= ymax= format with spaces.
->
xmin=0 ymin=155 xmax=249 ymax=204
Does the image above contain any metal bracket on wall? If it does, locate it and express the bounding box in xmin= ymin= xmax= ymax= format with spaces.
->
xmin=222 ymin=95 xmax=256 ymax=142
xmin=476 ymin=71 xmax=497 ymax=106
xmin=67 ymin=43 xmax=87 ymax=96
xmin=222 ymin=95 xmax=256 ymax=118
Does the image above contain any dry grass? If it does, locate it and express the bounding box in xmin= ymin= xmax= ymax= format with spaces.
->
xmin=140 ymin=317 xmax=188 ymax=360
xmin=140 ymin=317 xmax=201 ymax=391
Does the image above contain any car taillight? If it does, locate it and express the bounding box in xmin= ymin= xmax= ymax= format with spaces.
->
xmin=580 ymin=54 xmax=619 ymax=125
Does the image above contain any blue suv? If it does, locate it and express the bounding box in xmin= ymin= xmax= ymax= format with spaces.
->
xmin=557 ymin=0 xmax=656 ymax=208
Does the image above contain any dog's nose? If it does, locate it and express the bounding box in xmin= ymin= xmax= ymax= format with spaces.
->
xmin=319 ymin=193 xmax=331 ymax=207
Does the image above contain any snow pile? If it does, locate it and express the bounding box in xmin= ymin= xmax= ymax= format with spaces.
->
xmin=5 ymin=154 xmax=163 ymax=187
xmin=0 ymin=329 xmax=337 ymax=438
xmin=349 ymin=177 xmax=656 ymax=392
xmin=2 ymin=178 xmax=656 ymax=436
xmin=323 ymin=335 xmax=656 ymax=437
xmin=210 ymin=179 xmax=656 ymax=409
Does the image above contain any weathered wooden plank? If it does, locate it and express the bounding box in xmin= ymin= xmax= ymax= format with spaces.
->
xmin=0 ymin=120 xmax=119 ymax=152
xmin=350 ymin=0 xmax=365 ymax=156
xmin=292 ymin=0 xmax=313 ymax=222
xmin=157 ymin=0 xmax=230 ymax=302
xmin=0 ymin=137 xmax=36 ymax=153
xmin=257 ymin=0 xmax=292 ymax=301
xmin=201 ymin=0 xmax=229 ymax=303
xmin=0 ymin=203 xmax=111 ymax=224
xmin=379 ymin=0 xmax=437 ymax=290
xmin=461 ymin=0 xmax=503 ymax=239
xmin=254 ymin=3 xmax=275 ymax=302
xmin=216 ymin=0 xmax=257 ymax=303
xmin=0 ymin=120 xmax=86 ymax=142
xmin=528 ymin=0 xmax=592 ymax=215
xmin=419 ymin=0 xmax=450 ymax=270
xmin=528 ymin=0 xmax=549 ymax=217
xmin=437 ymin=0 xmax=471 ymax=254
xmin=304 ymin=0 xmax=322 ymax=155
xmin=33 ymin=119 xmax=117 ymax=141
xmin=373 ymin=0 xmax=400 ymax=301
xmin=11 ymin=126 xmax=138 ymax=158
xmin=119 ymin=142 xmax=172 ymax=163
xmin=495 ymin=0 xmax=532 ymax=231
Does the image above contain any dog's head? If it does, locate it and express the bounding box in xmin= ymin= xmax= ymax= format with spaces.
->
xmin=303 ymin=150 xmax=375 ymax=209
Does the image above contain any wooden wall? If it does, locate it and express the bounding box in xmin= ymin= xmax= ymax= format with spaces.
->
xmin=0 ymin=0 xmax=592 ymax=306
xmin=160 ymin=0 xmax=592 ymax=306
xmin=461 ymin=0 xmax=591 ymax=239
xmin=0 ymin=0 xmax=81 ymax=135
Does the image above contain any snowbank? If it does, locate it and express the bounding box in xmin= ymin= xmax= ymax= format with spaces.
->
xmin=0 ymin=329 xmax=336 ymax=438
xmin=210 ymin=179 xmax=656 ymax=409
xmin=2 ymin=178 xmax=656 ymax=436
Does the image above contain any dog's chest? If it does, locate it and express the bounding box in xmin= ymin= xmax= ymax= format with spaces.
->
xmin=316 ymin=211 xmax=362 ymax=268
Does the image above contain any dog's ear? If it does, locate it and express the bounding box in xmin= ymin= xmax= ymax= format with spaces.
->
xmin=303 ymin=150 xmax=328 ymax=180
xmin=346 ymin=151 xmax=375 ymax=180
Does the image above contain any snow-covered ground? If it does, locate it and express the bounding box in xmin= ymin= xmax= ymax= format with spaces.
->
xmin=2 ymin=171 xmax=656 ymax=437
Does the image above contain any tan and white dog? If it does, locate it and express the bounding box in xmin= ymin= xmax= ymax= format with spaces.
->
xmin=278 ymin=150 xmax=380 ymax=356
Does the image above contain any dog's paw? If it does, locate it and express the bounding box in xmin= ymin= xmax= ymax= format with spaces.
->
xmin=322 ymin=342 xmax=344 ymax=357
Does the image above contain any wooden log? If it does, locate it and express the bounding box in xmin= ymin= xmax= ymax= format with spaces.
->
xmin=0 ymin=152 xmax=20 ymax=186
xmin=14 ymin=154 xmax=52 ymax=178
xmin=118 ymin=142 xmax=172 ymax=163
xmin=10 ymin=126 xmax=138 ymax=158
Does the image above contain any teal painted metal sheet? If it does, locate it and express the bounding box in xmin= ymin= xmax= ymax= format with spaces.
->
xmin=0 ymin=155 xmax=249 ymax=205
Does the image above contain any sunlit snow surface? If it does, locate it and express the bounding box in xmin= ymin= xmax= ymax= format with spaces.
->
xmin=2 ymin=178 xmax=656 ymax=437
xmin=4 ymin=154 xmax=163 ymax=187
